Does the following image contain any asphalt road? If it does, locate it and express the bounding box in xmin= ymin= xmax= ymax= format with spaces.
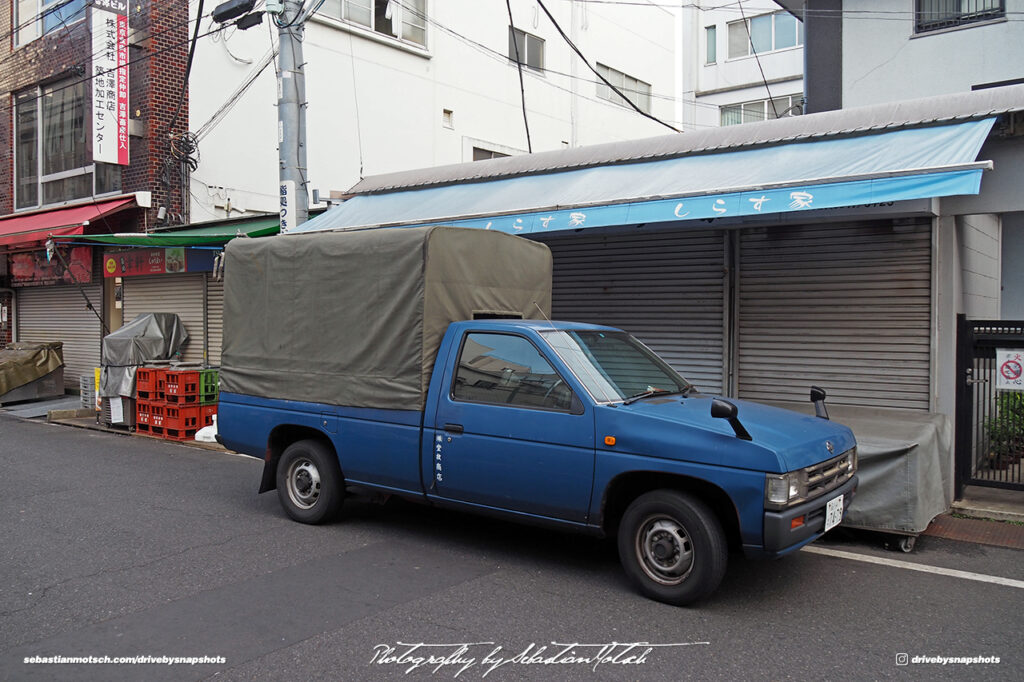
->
xmin=1 ymin=413 xmax=1020 ymax=681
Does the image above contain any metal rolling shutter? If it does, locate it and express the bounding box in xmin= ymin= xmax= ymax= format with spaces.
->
xmin=737 ymin=220 xmax=932 ymax=410
xmin=16 ymin=284 xmax=103 ymax=389
xmin=206 ymin=275 xmax=223 ymax=366
xmin=535 ymin=230 xmax=727 ymax=395
xmin=122 ymin=274 xmax=206 ymax=365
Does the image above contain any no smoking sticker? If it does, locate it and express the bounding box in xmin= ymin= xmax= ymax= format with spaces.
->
xmin=996 ymin=349 xmax=1024 ymax=390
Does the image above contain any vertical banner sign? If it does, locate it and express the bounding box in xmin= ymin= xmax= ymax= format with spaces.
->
xmin=996 ymin=349 xmax=1024 ymax=391
xmin=280 ymin=181 xmax=296 ymax=233
xmin=92 ymin=0 xmax=130 ymax=165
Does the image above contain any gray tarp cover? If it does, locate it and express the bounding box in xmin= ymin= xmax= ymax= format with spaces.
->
xmin=0 ymin=342 xmax=63 ymax=396
xmin=768 ymin=402 xmax=952 ymax=534
xmin=220 ymin=226 xmax=553 ymax=410
xmin=100 ymin=313 xmax=189 ymax=397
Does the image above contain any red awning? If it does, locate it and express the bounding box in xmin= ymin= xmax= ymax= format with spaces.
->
xmin=0 ymin=197 xmax=136 ymax=247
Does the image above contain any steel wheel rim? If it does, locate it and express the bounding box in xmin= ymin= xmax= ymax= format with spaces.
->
xmin=286 ymin=457 xmax=321 ymax=510
xmin=635 ymin=514 xmax=694 ymax=585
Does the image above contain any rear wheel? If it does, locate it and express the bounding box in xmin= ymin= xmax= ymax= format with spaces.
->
xmin=276 ymin=439 xmax=344 ymax=524
xmin=617 ymin=490 xmax=727 ymax=605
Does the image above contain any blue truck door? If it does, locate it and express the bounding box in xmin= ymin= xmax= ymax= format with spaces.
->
xmin=430 ymin=331 xmax=595 ymax=523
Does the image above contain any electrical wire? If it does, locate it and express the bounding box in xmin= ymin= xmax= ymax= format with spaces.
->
xmin=534 ymin=0 xmax=681 ymax=133
xmin=506 ymin=0 xmax=533 ymax=153
xmin=167 ymin=0 xmax=206 ymax=134
xmin=737 ymin=0 xmax=777 ymax=118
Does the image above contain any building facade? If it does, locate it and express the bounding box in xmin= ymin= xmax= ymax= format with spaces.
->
xmin=680 ymin=0 xmax=804 ymax=130
xmin=187 ymin=0 xmax=681 ymax=222
xmin=0 ymin=1 xmax=192 ymax=387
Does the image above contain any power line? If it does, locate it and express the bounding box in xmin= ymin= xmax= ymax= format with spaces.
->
xmin=737 ymin=0 xmax=777 ymax=118
xmin=534 ymin=0 xmax=680 ymax=133
xmin=506 ymin=0 xmax=533 ymax=153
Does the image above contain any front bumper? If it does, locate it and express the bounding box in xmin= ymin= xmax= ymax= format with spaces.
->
xmin=761 ymin=474 xmax=858 ymax=554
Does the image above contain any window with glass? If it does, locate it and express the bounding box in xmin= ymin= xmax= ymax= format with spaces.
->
xmin=705 ymin=25 xmax=717 ymax=64
xmin=727 ymin=11 xmax=802 ymax=58
xmin=915 ymin=0 xmax=1004 ymax=33
xmin=720 ymin=94 xmax=803 ymax=126
xmin=319 ymin=0 xmax=427 ymax=46
xmin=14 ymin=81 xmax=122 ymax=210
xmin=541 ymin=330 xmax=691 ymax=404
xmin=42 ymin=0 xmax=87 ymax=34
xmin=453 ymin=333 xmax=574 ymax=411
xmin=508 ymin=27 xmax=544 ymax=71
xmin=596 ymin=63 xmax=653 ymax=114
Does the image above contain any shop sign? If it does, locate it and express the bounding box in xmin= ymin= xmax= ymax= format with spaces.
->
xmin=9 ymin=247 xmax=93 ymax=287
xmin=104 ymin=248 xmax=188 ymax=277
xmin=92 ymin=0 xmax=129 ymax=165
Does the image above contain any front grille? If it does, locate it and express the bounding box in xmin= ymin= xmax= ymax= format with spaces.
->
xmin=805 ymin=448 xmax=855 ymax=501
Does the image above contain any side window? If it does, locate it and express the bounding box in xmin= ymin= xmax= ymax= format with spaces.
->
xmin=453 ymin=333 xmax=573 ymax=411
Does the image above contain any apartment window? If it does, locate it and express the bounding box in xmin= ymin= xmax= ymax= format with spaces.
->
xmin=705 ymin=25 xmax=717 ymax=64
xmin=14 ymin=0 xmax=87 ymax=45
xmin=320 ymin=0 xmax=427 ymax=46
xmin=728 ymin=11 xmax=802 ymax=58
xmin=720 ymin=94 xmax=803 ymax=126
xmin=916 ymin=0 xmax=1004 ymax=33
xmin=472 ymin=147 xmax=509 ymax=161
xmin=596 ymin=64 xmax=652 ymax=114
xmin=14 ymin=81 xmax=121 ymax=210
xmin=42 ymin=0 xmax=87 ymax=33
xmin=509 ymin=27 xmax=544 ymax=71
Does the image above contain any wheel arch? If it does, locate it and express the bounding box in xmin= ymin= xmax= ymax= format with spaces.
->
xmin=259 ymin=424 xmax=336 ymax=493
xmin=599 ymin=471 xmax=743 ymax=552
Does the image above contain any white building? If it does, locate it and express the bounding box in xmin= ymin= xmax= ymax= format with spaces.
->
xmin=188 ymin=0 xmax=681 ymax=223
xmin=680 ymin=0 xmax=804 ymax=130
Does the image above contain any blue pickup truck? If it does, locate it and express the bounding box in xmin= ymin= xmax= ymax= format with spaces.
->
xmin=218 ymin=226 xmax=857 ymax=605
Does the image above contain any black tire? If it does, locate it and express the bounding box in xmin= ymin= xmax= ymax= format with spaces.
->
xmin=275 ymin=439 xmax=344 ymax=524
xmin=617 ymin=490 xmax=727 ymax=606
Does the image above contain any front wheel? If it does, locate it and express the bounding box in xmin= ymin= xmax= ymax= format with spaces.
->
xmin=617 ymin=490 xmax=727 ymax=606
xmin=276 ymin=439 xmax=344 ymax=524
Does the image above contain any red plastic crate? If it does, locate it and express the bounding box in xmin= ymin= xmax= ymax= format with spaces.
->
xmin=137 ymin=368 xmax=157 ymax=393
xmin=163 ymin=403 xmax=201 ymax=432
xmin=165 ymin=370 xmax=200 ymax=396
xmin=164 ymin=427 xmax=199 ymax=442
xmin=155 ymin=370 xmax=167 ymax=401
xmin=136 ymin=400 xmax=152 ymax=426
xmin=148 ymin=402 xmax=167 ymax=429
xmin=200 ymin=404 xmax=217 ymax=427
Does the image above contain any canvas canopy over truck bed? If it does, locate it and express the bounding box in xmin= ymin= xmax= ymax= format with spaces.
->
xmin=220 ymin=226 xmax=553 ymax=411
xmin=0 ymin=342 xmax=64 ymax=401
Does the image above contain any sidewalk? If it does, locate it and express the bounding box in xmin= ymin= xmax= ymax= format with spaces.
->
xmin=922 ymin=486 xmax=1024 ymax=550
xmin=44 ymin=412 xmax=228 ymax=453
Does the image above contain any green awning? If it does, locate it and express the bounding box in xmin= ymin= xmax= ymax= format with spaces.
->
xmin=57 ymin=216 xmax=281 ymax=246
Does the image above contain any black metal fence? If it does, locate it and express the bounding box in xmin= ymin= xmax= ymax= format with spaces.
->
xmin=955 ymin=315 xmax=1024 ymax=498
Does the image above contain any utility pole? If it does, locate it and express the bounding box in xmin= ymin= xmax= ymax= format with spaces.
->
xmin=275 ymin=0 xmax=309 ymax=228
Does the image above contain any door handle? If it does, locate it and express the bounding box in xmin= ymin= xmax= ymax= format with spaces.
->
xmin=443 ymin=423 xmax=464 ymax=434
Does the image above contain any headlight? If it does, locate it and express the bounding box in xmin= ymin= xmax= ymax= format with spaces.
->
xmin=765 ymin=471 xmax=808 ymax=509
xmin=847 ymin=447 xmax=858 ymax=474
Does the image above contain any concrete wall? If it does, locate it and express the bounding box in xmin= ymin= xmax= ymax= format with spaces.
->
xmin=1002 ymin=212 xmax=1024 ymax=319
xmin=842 ymin=0 xmax=1024 ymax=106
xmin=957 ymin=214 xmax=1002 ymax=319
xmin=189 ymin=0 xmax=679 ymax=223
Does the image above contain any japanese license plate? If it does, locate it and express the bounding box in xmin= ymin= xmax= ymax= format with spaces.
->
xmin=824 ymin=494 xmax=844 ymax=532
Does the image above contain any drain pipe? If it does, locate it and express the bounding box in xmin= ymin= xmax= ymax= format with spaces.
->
xmin=1 ymin=288 xmax=15 ymax=343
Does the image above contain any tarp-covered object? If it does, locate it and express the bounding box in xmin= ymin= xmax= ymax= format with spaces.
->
xmin=767 ymin=402 xmax=952 ymax=534
xmin=0 ymin=342 xmax=63 ymax=396
xmin=100 ymin=313 xmax=189 ymax=397
xmin=221 ymin=226 xmax=553 ymax=410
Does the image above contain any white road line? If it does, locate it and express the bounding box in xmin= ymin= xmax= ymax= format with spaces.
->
xmin=802 ymin=545 xmax=1024 ymax=589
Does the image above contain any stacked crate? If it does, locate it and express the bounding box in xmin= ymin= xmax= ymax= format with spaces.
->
xmin=136 ymin=368 xmax=218 ymax=441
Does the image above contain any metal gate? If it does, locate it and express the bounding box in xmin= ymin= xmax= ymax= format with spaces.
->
xmin=955 ymin=315 xmax=1024 ymax=497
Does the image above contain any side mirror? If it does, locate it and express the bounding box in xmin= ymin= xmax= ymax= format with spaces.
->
xmin=711 ymin=399 xmax=752 ymax=441
xmin=810 ymin=385 xmax=830 ymax=420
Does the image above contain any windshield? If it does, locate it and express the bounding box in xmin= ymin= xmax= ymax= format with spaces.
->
xmin=540 ymin=329 xmax=692 ymax=403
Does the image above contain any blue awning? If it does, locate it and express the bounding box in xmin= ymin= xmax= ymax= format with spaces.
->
xmin=293 ymin=118 xmax=996 ymax=236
